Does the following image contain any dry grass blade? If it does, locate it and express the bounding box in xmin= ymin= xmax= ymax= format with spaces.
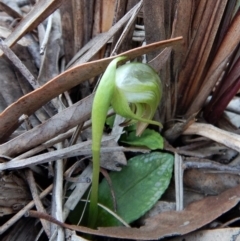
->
xmin=0 ymin=1 xmax=22 ymax=19
xmin=0 ymin=95 xmax=93 ymax=156
xmin=0 ymin=144 xmax=134 ymax=171
xmin=0 ymin=38 xmax=40 ymax=89
xmin=177 ymin=0 xmax=228 ymax=114
xmin=183 ymin=123 xmax=240 ymax=153
xmin=171 ymin=0 xmax=194 ymax=73
xmin=186 ymin=10 xmax=240 ymax=116
xmin=0 ymin=0 xmax=63 ymax=56
xmin=25 ymin=169 xmax=50 ymax=237
xmin=71 ymin=1 xmax=142 ymax=65
xmin=204 ymin=56 xmax=240 ymax=123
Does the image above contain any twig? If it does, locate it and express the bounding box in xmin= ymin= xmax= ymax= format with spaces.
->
xmin=29 ymin=199 xmax=131 ymax=228
xmin=25 ymin=169 xmax=51 ymax=237
xmin=100 ymin=168 xmax=117 ymax=212
xmin=66 ymin=33 xmax=105 ymax=68
xmin=111 ymin=0 xmax=143 ymax=55
xmin=40 ymin=14 xmax=53 ymax=55
xmin=77 ymin=188 xmax=91 ymax=226
xmin=14 ymin=128 xmax=76 ymax=160
xmin=219 ymin=217 xmax=240 ymax=228
xmin=69 ymin=122 xmax=84 ymax=146
xmin=63 ymin=165 xmax=92 ymax=220
xmin=73 ymin=1 xmax=144 ymax=65
xmin=51 ymin=143 xmax=64 ymax=241
xmin=0 ymin=2 xmax=22 ymax=19
xmin=0 ymin=38 xmax=40 ymax=89
xmin=0 ymin=95 xmax=93 ymax=157
xmin=0 ymin=140 xmax=149 ymax=171
xmin=174 ymin=153 xmax=184 ymax=211
xmin=183 ymin=157 xmax=240 ymax=174
xmin=81 ymin=200 xmax=130 ymax=227
xmin=0 ymin=184 xmax=53 ymax=235
xmin=49 ymin=165 xmax=92 ymax=241
xmin=183 ymin=122 xmax=240 ymax=152
xmin=64 ymin=156 xmax=91 ymax=183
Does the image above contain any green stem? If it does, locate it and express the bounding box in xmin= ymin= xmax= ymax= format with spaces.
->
xmin=88 ymin=56 xmax=127 ymax=228
xmin=88 ymin=149 xmax=100 ymax=228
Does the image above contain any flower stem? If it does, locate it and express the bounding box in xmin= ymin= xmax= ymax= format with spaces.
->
xmin=88 ymin=56 xmax=126 ymax=228
xmin=88 ymin=149 xmax=100 ymax=228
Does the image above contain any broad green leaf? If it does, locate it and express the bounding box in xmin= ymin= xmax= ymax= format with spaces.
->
xmin=97 ymin=152 xmax=174 ymax=227
xmin=120 ymin=129 xmax=164 ymax=150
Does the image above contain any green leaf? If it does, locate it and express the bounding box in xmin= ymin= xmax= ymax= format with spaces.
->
xmin=106 ymin=115 xmax=116 ymax=128
xmin=120 ymin=129 xmax=164 ymax=150
xmin=97 ymin=152 xmax=174 ymax=227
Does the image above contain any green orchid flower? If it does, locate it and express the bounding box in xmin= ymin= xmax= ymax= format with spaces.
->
xmin=89 ymin=56 xmax=162 ymax=228
xmin=112 ymin=60 xmax=162 ymax=135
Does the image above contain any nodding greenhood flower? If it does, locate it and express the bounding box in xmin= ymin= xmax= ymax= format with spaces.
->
xmin=112 ymin=60 xmax=162 ymax=135
xmin=89 ymin=56 xmax=162 ymax=228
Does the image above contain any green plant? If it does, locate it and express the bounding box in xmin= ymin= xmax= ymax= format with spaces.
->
xmin=89 ymin=56 xmax=162 ymax=228
xmin=97 ymin=152 xmax=174 ymax=227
